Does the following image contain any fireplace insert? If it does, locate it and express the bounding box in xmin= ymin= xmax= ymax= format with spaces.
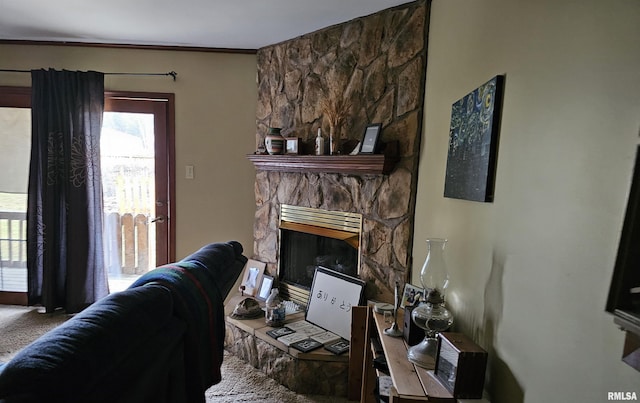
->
xmin=278 ymin=205 xmax=362 ymax=306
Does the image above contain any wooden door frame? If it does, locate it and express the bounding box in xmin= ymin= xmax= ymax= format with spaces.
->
xmin=104 ymin=91 xmax=176 ymax=265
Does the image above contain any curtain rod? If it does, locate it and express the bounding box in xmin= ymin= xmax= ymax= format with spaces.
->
xmin=0 ymin=69 xmax=177 ymax=81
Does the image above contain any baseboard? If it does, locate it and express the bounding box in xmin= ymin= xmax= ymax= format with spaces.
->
xmin=0 ymin=291 xmax=28 ymax=305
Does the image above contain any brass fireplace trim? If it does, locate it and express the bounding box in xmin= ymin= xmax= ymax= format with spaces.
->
xmin=278 ymin=204 xmax=363 ymax=307
xmin=280 ymin=205 xmax=362 ymax=233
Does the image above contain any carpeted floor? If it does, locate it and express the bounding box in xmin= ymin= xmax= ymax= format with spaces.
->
xmin=0 ymin=305 xmax=351 ymax=403
xmin=0 ymin=305 xmax=70 ymax=362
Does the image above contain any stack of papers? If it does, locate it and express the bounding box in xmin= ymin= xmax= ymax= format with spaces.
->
xmin=284 ymin=320 xmax=315 ymax=331
xmin=265 ymin=319 xmax=342 ymax=352
xmin=278 ymin=332 xmax=308 ymax=346
xmin=310 ymin=331 xmax=341 ymax=345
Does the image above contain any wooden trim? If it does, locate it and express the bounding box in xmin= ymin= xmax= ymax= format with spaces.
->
xmin=103 ymin=91 xmax=176 ymax=265
xmin=0 ymin=291 xmax=28 ymax=305
xmin=247 ymin=152 xmax=398 ymax=175
xmin=361 ymin=307 xmax=378 ymax=403
xmin=349 ymin=305 xmax=370 ymax=401
xmin=166 ymin=94 xmax=176 ymax=263
xmin=0 ymin=86 xmax=31 ymax=107
xmin=0 ymin=39 xmax=257 ymax=54
xmin=373 ymin=310 xmax=430 ymax=398
xmin=248 ymin=141 xmax=398 ymax=175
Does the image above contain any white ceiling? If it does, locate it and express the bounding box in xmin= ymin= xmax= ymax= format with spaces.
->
xmin=0 ymin=0 xmax=413 ymax=50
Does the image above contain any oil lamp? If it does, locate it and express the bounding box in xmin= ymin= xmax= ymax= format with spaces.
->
xmin=407 ymin=238 xmax=453 ymax=368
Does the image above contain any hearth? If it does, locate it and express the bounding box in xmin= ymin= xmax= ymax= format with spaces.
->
xmin=278 ymin=204 xmax=362 ymax=307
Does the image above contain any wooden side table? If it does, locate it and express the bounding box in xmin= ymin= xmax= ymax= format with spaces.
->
xmin=351 ymin=306 xmax=490 ymax=403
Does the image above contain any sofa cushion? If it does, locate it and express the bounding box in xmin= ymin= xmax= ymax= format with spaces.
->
xmin=180 ymin=240 xmax=247 ymax=298
xmin=0 ymin=283 xmax=178 ymax=401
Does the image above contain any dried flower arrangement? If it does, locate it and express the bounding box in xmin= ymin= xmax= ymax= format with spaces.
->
xmin=320 ymin=89 xmax=352 ymax=154
xmin=320 ymin=96 xmax=351 ymax=130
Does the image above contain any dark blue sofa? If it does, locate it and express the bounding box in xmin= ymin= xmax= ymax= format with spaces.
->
xmin=0 ymin=241 xmax=247 ymax=403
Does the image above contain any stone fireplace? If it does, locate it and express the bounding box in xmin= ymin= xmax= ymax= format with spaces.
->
xmin=225 ymin=1 xmax=429 ymax=395
xmin=252 ymin=0 xmax=428 ymax=303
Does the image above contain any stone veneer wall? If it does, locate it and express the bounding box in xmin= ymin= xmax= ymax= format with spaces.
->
xmin=253 ymin=1 xmax=428 ymax=303
xmin=224 ymin=326 xmax=349 ymax=396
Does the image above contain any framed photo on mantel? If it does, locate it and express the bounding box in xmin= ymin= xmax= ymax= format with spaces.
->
xmin=285 ymin=137 xmax=299 ymax=154
xmin=358 ymin=123 xmax=382 ymax=154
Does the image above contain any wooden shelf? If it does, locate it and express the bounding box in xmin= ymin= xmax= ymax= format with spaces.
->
xmin=352 ymin=308 xmax=491 ymax=403
xmin=247 ymin=141 xmax=399 ymax=175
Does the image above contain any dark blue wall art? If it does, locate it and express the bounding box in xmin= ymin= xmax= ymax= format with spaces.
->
xmin=444 ymin=75 xmax=504 ymax=202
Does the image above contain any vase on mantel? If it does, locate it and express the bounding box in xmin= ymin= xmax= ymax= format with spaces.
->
xmin=265 ymin=127 xmax=284 ymax=155
xmin=329 ymin=125 xmax=339 ymax=155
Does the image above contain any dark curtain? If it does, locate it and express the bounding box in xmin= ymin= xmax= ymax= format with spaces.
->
xmin=27 ymin=69 xmax=109 ymax=313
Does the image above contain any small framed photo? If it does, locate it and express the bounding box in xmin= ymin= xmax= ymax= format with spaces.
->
xmin=401 ymin=283 xmax=424 ymax=308
xmin=358 ymin=123 xmax=382 ymax=154
xmin=266 ymin=326 xmax=294 ymax=339
xmin=290 ymin=338 xmax=323 ymax=353
xmin=239 ymin=259 xmax=266 ymax=297
xmin=325 ymin=339 xmax=350 ymax=355
xmin=285 ymin=137 xmax=299 ymax=154
xmin=256 ymin=274 xmax=274 ymax=301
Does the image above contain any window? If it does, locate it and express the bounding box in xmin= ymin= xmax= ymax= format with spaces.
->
xmin=0 ymin=88 xmax=175 ymax=302
xmin=0 ymin=87 xmax=30 ymax=302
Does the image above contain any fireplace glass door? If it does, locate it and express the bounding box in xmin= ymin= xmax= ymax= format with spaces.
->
xmin=279 ymin=228 xmax=358 ymax=290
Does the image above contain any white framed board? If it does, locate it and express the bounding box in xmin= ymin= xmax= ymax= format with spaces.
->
xmin=305 ymin=267 xmax=365 ymax=340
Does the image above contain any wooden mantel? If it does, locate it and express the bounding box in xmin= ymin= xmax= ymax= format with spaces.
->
xmin=247 ymin=141 xmax=399 ymax=175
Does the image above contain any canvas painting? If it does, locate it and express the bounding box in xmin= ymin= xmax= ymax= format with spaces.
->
xmin=444 ymin=75 xmax=504 ymax=202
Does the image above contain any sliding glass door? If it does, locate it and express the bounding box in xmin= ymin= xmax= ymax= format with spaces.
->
xmin=0 ymin=89 xmax=30 ymax=304
xmin=0 ymin=88 xmax=175 ymax=304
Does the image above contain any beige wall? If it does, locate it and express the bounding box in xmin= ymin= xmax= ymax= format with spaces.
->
xmin=2 ymin=0 xmax=640 ymax=399
xmin=413 ymin=0 xmax=640 ymax=402
xmin=0 ymin=44 xmax=257 ymax=260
